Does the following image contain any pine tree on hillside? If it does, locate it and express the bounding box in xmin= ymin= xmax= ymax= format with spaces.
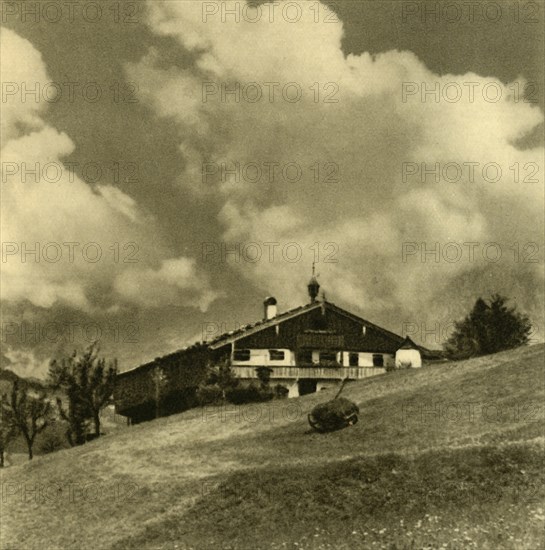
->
xmin=444 ymin=294 xmax=532 ymax=359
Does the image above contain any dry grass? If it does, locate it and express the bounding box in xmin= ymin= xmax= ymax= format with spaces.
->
xmin=1 ymin=344 xmax=544 ymax=549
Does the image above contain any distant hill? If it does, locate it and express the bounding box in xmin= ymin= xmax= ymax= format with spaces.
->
xmin=0 ymin=367 xmax=49 ymax=394
xmin=1 ymin=344 xmax=544 ymax=549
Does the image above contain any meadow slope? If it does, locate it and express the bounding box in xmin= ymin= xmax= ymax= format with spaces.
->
xmin=1 ymin=344 xmax=544 ymax=549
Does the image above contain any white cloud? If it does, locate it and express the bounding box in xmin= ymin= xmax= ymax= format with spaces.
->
xmin=0 ymin=27 xmax=217 ymax=313
xmin=131 ymin=0 xmax=544 ymax=326
xmin=0 ymin=29 xmax=48 ymax=143
xmin=114 ymin=258 xmax=219 ymax=311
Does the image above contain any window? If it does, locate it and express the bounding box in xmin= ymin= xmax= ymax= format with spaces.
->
xmin=233 ymin=349 xmax=251 ymax=361
xmin=269 ymin=349 xmax=285 ymax=361
xmin=298 ymin=351 xmax=312 ymax=364
xmin=372 ymin=354 xmax=384 ymax=367
xmin=349 ymin=353 xmax=359 ymax=367
xmin=319 ymin=351 xmax=337 ymax=363
xmin=362 ymin=325 xmax=367 ymax=336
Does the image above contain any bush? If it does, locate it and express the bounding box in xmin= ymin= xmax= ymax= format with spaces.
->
xmin=226 ymin=383 xmax=273 ymax=405
xmin=39 ymin=432 xmax=64 ymax=454
xmin=198 ymin=380 xmax=282 ymax=406
xmin=274 ymin=384 xmax=289 ymax=399
xmin=196 ymin=385 xmax=223 ymax=406
xmin=308 ymin=397 xmax=359 ymax=433
xmin=255 ymin=367 xmax=273 ymax=387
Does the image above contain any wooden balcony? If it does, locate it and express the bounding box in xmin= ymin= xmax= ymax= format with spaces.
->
xmin=231 ymin=365 xmax=384 ymax=380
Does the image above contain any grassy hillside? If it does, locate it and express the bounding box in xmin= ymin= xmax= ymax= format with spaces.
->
xmin=1 ymin=345 xmax=544 ymax=549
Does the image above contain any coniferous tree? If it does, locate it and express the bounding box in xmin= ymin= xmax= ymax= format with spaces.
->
xmin=444 ymin=295 xmax=531 ymax=359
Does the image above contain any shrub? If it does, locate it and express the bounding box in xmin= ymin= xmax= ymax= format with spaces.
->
xmin=196 ymin=385 xmax=223 ymax=406
xmin=226 ymin=383 xmax=273 ymax=405
xmin=255 ymin=367 xmax=273 ymax=387
xmin=39 ymin=432 xmax=64 ymax=454
xmin=274 ymin=384 xmax=289 ymax=399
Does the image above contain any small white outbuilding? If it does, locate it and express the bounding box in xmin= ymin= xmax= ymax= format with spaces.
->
xmin=395 ymin=337 xmax=422 ymax=369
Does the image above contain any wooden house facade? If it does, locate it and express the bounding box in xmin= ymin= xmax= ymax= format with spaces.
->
xmin=114 ymin=275 xmax=425 ymax=423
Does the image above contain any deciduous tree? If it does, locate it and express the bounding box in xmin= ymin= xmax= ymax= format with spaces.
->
xmin=0 ymin=393 xmax=18 ymax=467
xmin=49 ymin=343 xmax=117 ymax=443
xmin=7 ymin=381 xmax=53 ymax=460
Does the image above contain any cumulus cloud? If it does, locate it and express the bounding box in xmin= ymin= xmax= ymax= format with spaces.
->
xmin=0 ymin=29 xmax=48 ymax=143
xmin=130 ymin=0 xmax=544 ymax=334
xmin=0 ymin=27 xmax=218 ymax=313
xmin=114 ymin=258 xmax=218 ymax=311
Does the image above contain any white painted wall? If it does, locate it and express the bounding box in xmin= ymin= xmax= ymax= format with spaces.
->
xmin=286 ymin=380 xmax=299 ymax=398
xmin=395 ymin=348 xmax=422 ymax=368
xmin=232 ymin=349 xmax=294 ymax=366
xmin=233 ymin=349 xmax=396 ymax=369
xmin=341 ymin=352 xmax=395 ymax=367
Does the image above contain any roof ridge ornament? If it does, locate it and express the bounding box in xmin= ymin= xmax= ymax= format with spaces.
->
xmin=308 ymin=262 xmax=320 ymax=303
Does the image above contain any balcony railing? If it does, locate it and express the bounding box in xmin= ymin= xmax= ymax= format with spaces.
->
xmin=230 ymin=365 xmax=384 ymax=380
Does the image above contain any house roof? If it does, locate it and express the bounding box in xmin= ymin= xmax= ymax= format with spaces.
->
xmin=117 ymin=343 xmax=208 ymax=377
xmin=208 ymin=301 xmax=323 ymax=349
xmin=208 ymin=300 xmax=407 ymax=350
xmin=397 ymin=336 xmax=419 ymax=350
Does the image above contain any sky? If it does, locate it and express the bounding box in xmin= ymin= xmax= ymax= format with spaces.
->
xmin=1 ymin=0 xmax=544 ymax=377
